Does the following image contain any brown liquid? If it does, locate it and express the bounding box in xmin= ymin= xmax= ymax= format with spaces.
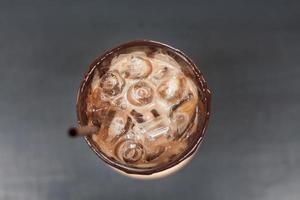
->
xmin=84 ymin=47 xmax=200 ymax=169
xmin=77 ymin=41 xmax=210 ymax=175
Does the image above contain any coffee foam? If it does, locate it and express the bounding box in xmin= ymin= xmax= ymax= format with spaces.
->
xmin=85 ymin=48 xmax=199 ymax=169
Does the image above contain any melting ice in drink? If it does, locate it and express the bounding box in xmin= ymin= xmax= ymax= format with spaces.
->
xmin=85 ymin=47 xmax=201 ymax=169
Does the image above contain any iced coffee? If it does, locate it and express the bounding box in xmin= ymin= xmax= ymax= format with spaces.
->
xmin=75 ymin=40 xmax=211 ymax=177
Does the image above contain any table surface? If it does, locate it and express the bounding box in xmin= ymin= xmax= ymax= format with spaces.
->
xmin=1 ymin=0 xmax=300 ymax=199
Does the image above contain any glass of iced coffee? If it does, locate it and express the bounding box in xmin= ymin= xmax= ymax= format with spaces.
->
xmin=72 ymin=40 xmax=211 ymax=179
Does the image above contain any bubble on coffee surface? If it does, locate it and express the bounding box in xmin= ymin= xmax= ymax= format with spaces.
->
xmin=85 ymin=48 xmax=200 ymax=169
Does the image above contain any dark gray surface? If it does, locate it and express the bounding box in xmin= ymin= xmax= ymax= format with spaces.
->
xmin=1 ymin=0 xmax=300 ymax=199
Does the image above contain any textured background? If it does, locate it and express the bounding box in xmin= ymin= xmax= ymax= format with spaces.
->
xmin=1 ymin=0 xmax=300 ymax=199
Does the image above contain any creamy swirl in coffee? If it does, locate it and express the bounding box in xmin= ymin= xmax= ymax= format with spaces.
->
xmin=85 ymin=48 xmax=200 ymax=169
